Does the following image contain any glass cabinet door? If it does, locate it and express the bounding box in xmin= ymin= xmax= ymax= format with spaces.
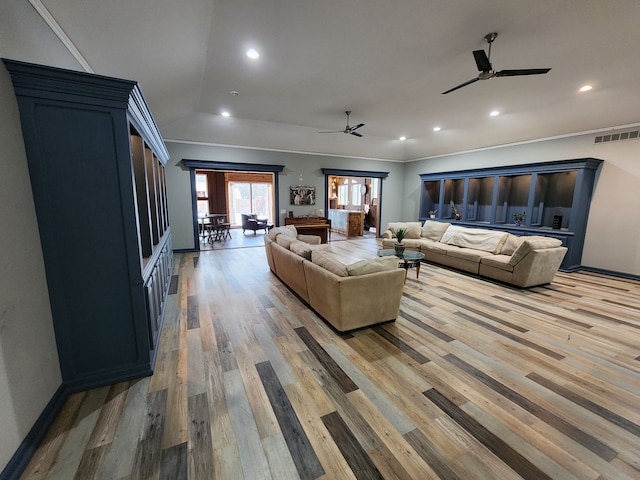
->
xmin=421 ymin=180 xmax=441 ymax=217
xmin=532 ymin=171 xmax=576 ymax=229
xmin=496 ymin=174 xmax=531 ymax=224
xmin=444 ymin=178 xmax=464 ymax=219
xmin=466 ymin=176 xmax=494 ymax=223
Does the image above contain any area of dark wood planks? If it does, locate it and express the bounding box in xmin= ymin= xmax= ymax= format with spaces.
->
xmin=321 ymin=411 xmax=383 ymax=480
xmin=255 ymin=360 xmax=325 ymax=480
xmin=423 ymin=388 xmax=554 ymax=480
xmin=17 ymin=238 xmax=640 ymax=479
xmin=295 ymin=326 xmax=359 ymax=394
xmin=159 ymin=443 xmax=187 ymax=480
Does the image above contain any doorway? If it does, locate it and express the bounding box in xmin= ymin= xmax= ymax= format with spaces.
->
xmin=327 ymin=176 xmax=382 ymax=236
xmin=195 ymin=170 xmax=275 ymax=250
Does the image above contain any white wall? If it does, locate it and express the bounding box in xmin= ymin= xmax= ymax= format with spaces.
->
xmin=165 ymin=141 xmax=406 ymax=250
xmin=0 ymin=1 xmax=83 ymax=472
xmin=404 ymin=132 xmax=640 ymax=275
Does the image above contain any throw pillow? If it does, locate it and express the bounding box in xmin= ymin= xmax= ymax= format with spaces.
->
xmin=500 ymin=234 xmax=524 ymax=255
xmin=346 ymin=256 xmax=399 ymax=276
xmin=267 ymin=227 xmax=282 ymax=241
xmin=311 ymin=250 xmax=349 ymax=277
xmin=290 ymin=241 xmax=331 ymax=260
xmin=421 ymin=221 xmax=451 ymax=241
xmin=387 ymin=222 xmax=422 ymax=239
xmin=276 ymin=234 xmax=295 ymax=249
xmin=281 ymin=225 xmax=298 ymax=238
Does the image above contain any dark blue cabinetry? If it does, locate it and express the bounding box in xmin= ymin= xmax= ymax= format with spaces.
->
xmin=4 ymin=59 xmax=172 ymax=391
xmin=419 ymin=158 xmax=603 ymax=271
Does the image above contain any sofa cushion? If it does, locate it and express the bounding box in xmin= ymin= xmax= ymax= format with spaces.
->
xmin=446 ymin=247 xmax=493 ymax=263
xmin=290 ymin=241 xmax=330 ymax=260
xmin=347 ymin=256 xmax=399 ymax=276
xmin=480 ymin=254 xmax=514 ymax=272
xmin=311 ymin=250 xmax=349 ymax=277
xmin=387 ymin=222 xmax=423 ymax=239
xmin=421 ymin=240 xmax=459 ymax=255
xmin=500 ymin=234 xmax=525 ymax=255
xmin=421 ymin=221 xmax=451 ymax=241
xmin=440 ymin=225 xmax=509 ymax=254
xmin=509 ymin=237 xmax=563 ymax=265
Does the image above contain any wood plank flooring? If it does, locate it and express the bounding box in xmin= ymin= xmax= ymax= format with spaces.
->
xmin=19 ymin=238 xmax=640 ymax=479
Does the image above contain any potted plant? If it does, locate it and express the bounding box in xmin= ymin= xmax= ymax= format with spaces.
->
xmin=391 ymin=227 xmax=408 ymax=255
xmin=513 ymin=211 xmax=526 ymax=226
xmin=429 ymin=210 xmax=437 ymax=219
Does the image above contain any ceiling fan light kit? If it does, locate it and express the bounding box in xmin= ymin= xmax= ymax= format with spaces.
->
xmin=319 ymin=110 xmax=365 ymax=137
xmin=442 ymin=32 xmax=551 ymax=94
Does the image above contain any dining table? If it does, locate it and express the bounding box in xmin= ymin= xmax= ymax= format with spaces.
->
xmin=199 ymin=214 xmax=231 ymax=242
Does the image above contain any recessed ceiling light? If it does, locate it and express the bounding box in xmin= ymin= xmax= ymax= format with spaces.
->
xmin=433 ymin=126 xmax=441 ymax=132
xmin=579 ymin=84 xmax=593 ymax=92
xmin=230 ymin=90 xmax=239 ymax=96
xmin=246 ymin=48 xmax=260 ymax=59
xmin=399 ymin=136 xmax=406 ymax=141
xmin=489 ymin=110 xmax=500 ymax=117
xmin=221 ymin=111 xmax=231 ymax=117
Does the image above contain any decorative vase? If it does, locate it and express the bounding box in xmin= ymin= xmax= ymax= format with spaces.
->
xmin=394 ymin=243 xmax=405 ymax=255
xmin=430 ymin=214 xmax=436 ymax=219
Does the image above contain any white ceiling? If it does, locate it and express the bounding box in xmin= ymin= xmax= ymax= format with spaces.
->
xmin=38 ymin=0 xmax=640 ymax=161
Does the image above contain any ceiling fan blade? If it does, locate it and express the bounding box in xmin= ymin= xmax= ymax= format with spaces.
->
xmin=349 ymin=123 xmax=365 ymax=131
xmin=442 ymin=77 xmax=480 ymax=94
xmin=495 ymin=68 xmax=551 ymax=77
xmin=473 ymin=49 xmax=492 ymax=72
xmin=349 ymin=131 xmax=363 ymax=137
xmin=319 ymin=130 xmax=345 ymax=134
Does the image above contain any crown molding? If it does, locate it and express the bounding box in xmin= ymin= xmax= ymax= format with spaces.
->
xmin=29 ymin=0 xmax=94 ymax=73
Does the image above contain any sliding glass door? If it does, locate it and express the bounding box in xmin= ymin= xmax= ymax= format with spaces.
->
xmin=228 ymin=181 xmax=273 ymax=226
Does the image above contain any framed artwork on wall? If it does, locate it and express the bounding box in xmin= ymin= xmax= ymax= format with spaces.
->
xmin=290 ymin=186 xmax=316 ymax=205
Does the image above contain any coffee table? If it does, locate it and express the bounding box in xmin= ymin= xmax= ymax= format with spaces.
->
xmin=377 ymin=249 xmax=425 ymax=282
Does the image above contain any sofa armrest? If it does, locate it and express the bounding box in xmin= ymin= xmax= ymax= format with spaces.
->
xmin=510 ymin=247 xmax=567 ymax=287
xmin=382 ymin=229 xmax=393 ymax=239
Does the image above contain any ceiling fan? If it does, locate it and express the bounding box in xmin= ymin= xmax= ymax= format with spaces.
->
xmin=442 ymin=32 xmax=551 ymax=94
xmin=320 ymin=110 xmax=365 ymax=137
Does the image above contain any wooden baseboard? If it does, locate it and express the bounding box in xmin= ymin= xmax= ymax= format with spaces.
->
xmin=0 ymin=384 xmax=68 ymax=480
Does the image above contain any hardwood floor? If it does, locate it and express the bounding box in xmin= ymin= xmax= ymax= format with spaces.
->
xmin=19 ymin=238 xmax=640 ymax=479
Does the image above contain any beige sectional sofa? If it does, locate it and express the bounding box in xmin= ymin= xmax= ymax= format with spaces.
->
xmin=382 ymin=221 xmax=567 ymax=288
xmin=265 ymin=225 xmax=406 ymax=331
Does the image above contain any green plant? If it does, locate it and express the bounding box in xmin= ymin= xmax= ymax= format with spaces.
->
xmin=513 ymin=211 xmax=526 ymax=224
xmin=429 ymin=210 xmax=437 ymax=216
xmin=391 ymin=227 xmax=408 ymax=243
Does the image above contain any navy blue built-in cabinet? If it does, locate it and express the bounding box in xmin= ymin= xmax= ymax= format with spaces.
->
xmin=419 ymin=158 xmax=603 ymax=271
xmin=4 ymin=59 xmax=173 ymax=391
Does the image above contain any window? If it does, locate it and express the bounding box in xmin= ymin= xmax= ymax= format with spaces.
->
xmin=335 ymin=177 xmax=365 ymax=208
xmin=351 ymin=179 xmax=362 ymax=206
xmin=371 ymin=178 xmax=379 ymax=200
xmin=337 ymin=183 xmax=349 ymax=206
xmin=195 ymin=173 xmax=209 ymax=215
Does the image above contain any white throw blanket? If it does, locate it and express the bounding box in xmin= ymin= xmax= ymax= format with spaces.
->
xmin=440 ymin=226 xmax=508 ymax=253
